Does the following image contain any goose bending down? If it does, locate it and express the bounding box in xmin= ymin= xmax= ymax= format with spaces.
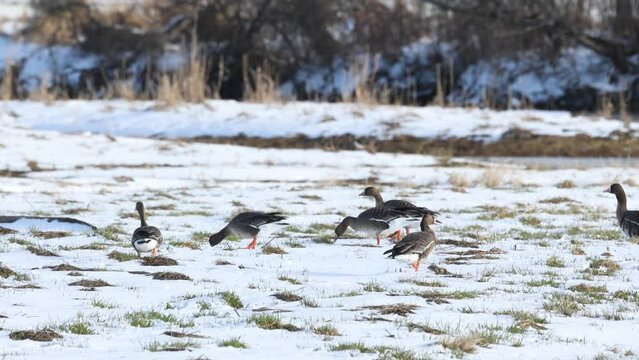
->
xmin=209 ymin=211 xmax=288 ymax=249
xmin=334 ymin=207 xmax=415 ymax=245
xmin=360 ymin=186 xmax=439 ymax=239
xmin=132 ymin=202 xmax=163 ymax=257
xmin=604 ymin=183 xmax=639 ymax=238
xmin=383 ymin=213 xmax=439 ymax=271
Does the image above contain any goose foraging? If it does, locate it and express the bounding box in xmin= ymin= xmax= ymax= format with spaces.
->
xmin=334 ymin=207 xmax=415 ymax=245
xmin=132 ymin=202 xmax=163 ymax=257
xmin=383 ymin=213 xmax=439 ymax=271
xmin=209 ymin=211 xmax=288 ymax=249
xmin=359 ymin=186 xmax=439 ymax=239
xmin=604 ymin=183 xmax=639 ymax=238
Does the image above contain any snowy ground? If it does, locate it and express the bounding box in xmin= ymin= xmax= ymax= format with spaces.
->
xmin=1 ymin=103 xmax=639 ymax=359
xmin=1 ymin=100 xmax=637 ymax=142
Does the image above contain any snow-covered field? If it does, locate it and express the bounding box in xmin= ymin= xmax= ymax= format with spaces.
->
xmin=1 ymin=100 xmax=637 ymax=142
xmin=1 ymin=102 xmax=639 ymax=359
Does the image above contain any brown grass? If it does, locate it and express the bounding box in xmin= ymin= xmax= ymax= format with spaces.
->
xmin=26 ymin=246 xmax=59 ymax=257
xmin=31 ymin=230 xmax=71 ymax=239
xmin=272 ymin=291 xmax=303 ymax=302
xmin=262 ymin=246 xmax=288 ymax=255
xmin=163 ymin=331 xmax=207 ymax=339
xmin=141 ymin=256 xmax=178 ymax=266
xmin=0 ymin=265 xmax=17 ymax=278
xmin=152 ymin=272 xmax=191 ymax=281
xmin=407 ymin=322 xmax=446 ymax=335
xmin=45 ymin=264 xmax=82 ymax=271
xmin=361 ymin=303 xmax=419 ymax=317
xmin=69 ymin=279 xmax=113 ymax=287
xmin=9 ymin=329 xmax=62 ymax=342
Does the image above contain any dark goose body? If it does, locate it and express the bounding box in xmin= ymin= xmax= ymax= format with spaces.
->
xmin=384 ymin=214 xmax=438 ymax=271
xmin=132 ymin=202 xmax=163 ymax=257
xmin=209 ymin=211 xmax=288 ymax=249
xmin=605 ymin=184 xmax=639 ymax=238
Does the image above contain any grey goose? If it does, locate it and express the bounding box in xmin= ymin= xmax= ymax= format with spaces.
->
xmin=209 ymin=211 xmax=288 ymax=249
xmin=604 ymin=183 xmax=639 ymax=239
xmin=132 ymin=202 xmax=163 ymax=257
xmin=383 ymin=213 xmax=439 ymax=271
xmin=334 ymin=206 xmax=415 ymax=245
xmin=360 ymin=186 xmax=439 ymax=239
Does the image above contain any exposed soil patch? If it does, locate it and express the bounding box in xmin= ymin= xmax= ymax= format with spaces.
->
xmin=428 ymin=264 xmax=463 ymax=278
xmin=9 ymin=329 xmax=62 ymax=342
xmin=142 ymin=256 xmax=178 ymax=266
xmin=187 ymin=132 xmax=639 ymax=157
xmin=152 ymin=272 xmax=191 ymax=281
xmin=438 ymin=239 xmax=481 ymax=248
xmin=45 ymin=264 xmax=82 ymax=271
xmin=407 ymin=322 xmax=446 ymax=335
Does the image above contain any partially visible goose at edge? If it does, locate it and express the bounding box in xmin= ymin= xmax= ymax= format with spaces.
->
xmin=334 ymin=206 xmax=415 ymax=245
xmin=604 ymin=183 xmax=639 ymax=239
xmin=360 ymin=186 xmax=439 ymax=238
xmin=132 ymin=202 xmax=163 ymax=257
xmin=209 ymin=211 xmax=288 ymax=249
xmin=383 ymin=213 xmax=440 ymax=271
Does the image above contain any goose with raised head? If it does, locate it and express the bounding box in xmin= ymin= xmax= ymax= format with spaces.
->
xmin=334 ymin=207 xmax=415 ymax=245
xmin=383 ymin=213 xmax=440 ymax=271
xmin=359 ymin=186 xmax=439 ymax=239
xmin=209 ymin=211 xmax=288 ymax=249
xmin=132 ymin=202 xmax=163 ymax=257
xmin=604 ymin=183 xmax=639 ymax=239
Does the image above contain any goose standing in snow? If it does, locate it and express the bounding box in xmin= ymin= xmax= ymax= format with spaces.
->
xmin=359 ymin=186 xmax=439 ymax=239
xmin=334 ymin=207 xmax=415 ymax=245
xmin=383 ymin=213 xmax=440 ymax=271
xmin=209 ymin=211 xmax=288 ymax=249
xmin=604 ymin=183 xmax=639 ymax=238
xmin=132 ymin=202 xmax=163 ymax=257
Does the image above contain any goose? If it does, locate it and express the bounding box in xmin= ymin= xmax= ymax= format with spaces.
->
xmin=359 ymin=186 xmax=439 ymax=238
xmin=383 ymin=213 xmax=440 ymax=271
xmin=132 ymin=202 xmax=163 ymax=257
xmin=604 ymin=183 xmax=639 ymax=238
xmin=209 ymin=211 xmax=288 ymax=249
xmin=334 ymin=207 xmax=415 ymax=245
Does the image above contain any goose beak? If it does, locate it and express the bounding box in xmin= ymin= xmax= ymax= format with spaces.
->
xmin=435 ymin=219 xmax=443 ymax=224
xmin=603 ymin=187 xmax=611 ymax=193
xmin=358 ymin=192 xmax=365 ymax=196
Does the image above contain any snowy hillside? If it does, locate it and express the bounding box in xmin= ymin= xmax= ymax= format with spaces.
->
xmin=1 ymin=100 xmax=636 ymax=142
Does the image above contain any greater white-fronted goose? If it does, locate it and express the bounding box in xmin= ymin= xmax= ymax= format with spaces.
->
xmin=383 ymin=213 xmax=439 ymax=271
xmin=334 ymin=207 xmax=414 ymax=245
xmin=132 ymin=202 xmax=163 ymax=257
xmin=604 ymin=183 xmax=639 ymax=238
xmin=360 ymin=186 xmax=439 ymax=239
xmin=209 ymin=211 xmax=288 ymax=249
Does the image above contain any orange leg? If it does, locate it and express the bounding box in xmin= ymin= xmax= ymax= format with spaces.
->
xmin=244 ymin=237 xmax=257 ymax=250
xmin=376 ymin=234 xmax=381 ymax=245
xmin=395 ymin=230 xmax=402 ymax=242
xmin=410 ymin=261 xmax=420 ymax=272
xmin=151 ymin=248 xmax=158 ymax=257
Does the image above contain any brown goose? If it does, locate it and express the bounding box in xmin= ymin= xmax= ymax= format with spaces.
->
xmin=209 ymin=211 xmax=288 ymax=249
xmin=132 ymin=202 xmax=163 ymax=257
xmin=383 ymin=213 xmax=439 ymax=271
xmin=360 ymin=186 xmax=439 ymax=238
xmin=604 ymin=183 xmax=639 ymax=238
xmin=334 ymin=207 xmax=415 ymax=245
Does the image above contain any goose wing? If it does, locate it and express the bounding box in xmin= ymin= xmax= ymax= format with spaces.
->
xmin=621 ymin=211 xmax=639 ymax=238
xmin=383 ymin=232 xmax=435 ymax=258
xmin=358 ymin=207 xmax=408 ymax=223
xmin=133 ymin=226 xmax=163 ymax=244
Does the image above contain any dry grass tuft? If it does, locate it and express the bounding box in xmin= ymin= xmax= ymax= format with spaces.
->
xmin=556 ymin=180 xmax=576 ymax=189
xmin=9 ymin=329 xmax=62 ymax=342
xmin=272 ymin=291 xmax=303 ymax=302
xmin=46 ymin=264 xmax=82 ymax=271
xmin=30 ymin=230 xmax=71 ymax=239
xmin=448 ymin=172 xmax=472 ymax=189
xmin=69 ymin=279 xmax=113 ymax=288
xmin=142 ymin=256 xmax=178 ymax=266
xmin=262 ymin=246 xmax=288 ymax=255
xmin=152 ymin=272 xmax=191 ymax=281
xmin=441 ymin=335 xmax=477 ymax=356
xmin=163 ymin=331 xmax=207 ymax=339
xmin=0 ymin=265 xmax=17 ymax=278
xmin=361 ymin=303 xmax=419 ymax=317
xmin=479 ymin=169 xmax=503 ymax=188
xmin=407 ymin=322 xmax=446 ymax=335
xmin=26 ymin=246 xmax=59 ymax=257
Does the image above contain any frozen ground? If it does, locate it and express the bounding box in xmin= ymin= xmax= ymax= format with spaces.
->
xmin=1 ymin=104 xmax=639 ymax=359
xmin=1 ymin=100 xmax=637 ymax=142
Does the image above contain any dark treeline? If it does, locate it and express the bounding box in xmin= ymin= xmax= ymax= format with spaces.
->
xmin=5 ymin=0 xmax=639 ymax=112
